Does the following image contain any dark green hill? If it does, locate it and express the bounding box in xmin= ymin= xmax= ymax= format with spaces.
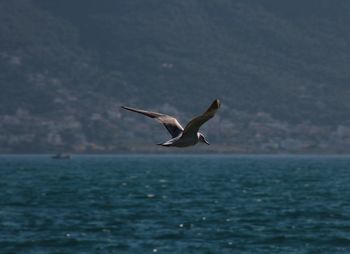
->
xmin=1 ymin=0 xmax=350 ymax=153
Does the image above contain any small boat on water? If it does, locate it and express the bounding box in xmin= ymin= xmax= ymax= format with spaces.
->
xmin=51 ymin=153 xmax=71 ymax=159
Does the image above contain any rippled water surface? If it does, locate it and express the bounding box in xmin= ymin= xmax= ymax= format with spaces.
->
xmin=1 ymin=155 xmax=350 ymax=253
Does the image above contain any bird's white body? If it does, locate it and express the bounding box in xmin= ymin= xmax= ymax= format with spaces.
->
xmin=160 ymin=132 xmax=205 ymax=147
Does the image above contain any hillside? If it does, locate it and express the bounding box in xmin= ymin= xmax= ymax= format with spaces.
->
xmin=1 ymin=0 xmax=350 ymax=153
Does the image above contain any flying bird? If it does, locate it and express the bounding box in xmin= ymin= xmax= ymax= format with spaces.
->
xmin=121 ymin=99 xmax=220 ymax=147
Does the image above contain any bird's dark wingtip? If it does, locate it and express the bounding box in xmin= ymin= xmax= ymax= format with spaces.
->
xmin=121 ymin=106 xmax=132 ymax=111
xmin=212 ymin=99 xmax=220 ymax=109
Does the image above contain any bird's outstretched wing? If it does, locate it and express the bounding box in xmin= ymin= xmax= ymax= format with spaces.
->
xmin=121 ymin=106 xmax=184 ymax=138
xmin=183 ymin=99 xmax=220 ymax=135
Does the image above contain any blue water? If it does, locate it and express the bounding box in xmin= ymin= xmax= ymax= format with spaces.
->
xmin=1 ymin=155 xmax=350 ymax=253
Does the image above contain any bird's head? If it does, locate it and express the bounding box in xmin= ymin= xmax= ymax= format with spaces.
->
xmin=198 ymin=132 xmax=210 ymax=145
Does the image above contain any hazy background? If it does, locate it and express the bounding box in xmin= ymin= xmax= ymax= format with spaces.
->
xmin=1 ymin=0 xmax=350 ymax=153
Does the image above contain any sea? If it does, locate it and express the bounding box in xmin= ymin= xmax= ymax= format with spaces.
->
xmin=0 ymin=155 xmax=350 ymax=254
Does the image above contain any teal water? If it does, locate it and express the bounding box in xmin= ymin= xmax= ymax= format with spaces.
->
xmin=1 ymin=155 xmax=350 ymax=253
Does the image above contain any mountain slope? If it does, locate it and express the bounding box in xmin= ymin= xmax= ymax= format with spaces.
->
xmin=1 ymin=0 xmax=350 ymax=153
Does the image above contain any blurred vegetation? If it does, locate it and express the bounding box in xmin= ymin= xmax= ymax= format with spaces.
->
xmin=1 ymin=0 xmax=350 ymax=153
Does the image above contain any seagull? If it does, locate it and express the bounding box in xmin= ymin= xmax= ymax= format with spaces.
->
xmin=121 ymin=99 xmax=220 ymax=147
